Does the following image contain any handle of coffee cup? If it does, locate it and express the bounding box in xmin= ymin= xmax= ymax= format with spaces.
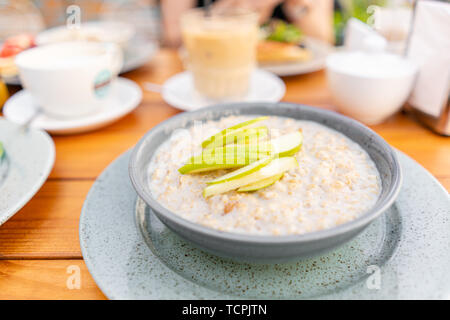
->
xmin=105 ymin=43 xmax=124 ymax=76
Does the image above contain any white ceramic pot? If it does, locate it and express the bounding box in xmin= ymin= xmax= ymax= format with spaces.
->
xmin=326 ymin=51 xmax=417 ymax=125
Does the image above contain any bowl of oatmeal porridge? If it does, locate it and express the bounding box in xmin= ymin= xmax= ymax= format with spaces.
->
xmin=129 ymin=103 xmax=402 ymax=262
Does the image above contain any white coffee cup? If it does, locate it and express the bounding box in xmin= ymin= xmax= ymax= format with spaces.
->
xmin=15 ymin=41 xmax=123 ymax=118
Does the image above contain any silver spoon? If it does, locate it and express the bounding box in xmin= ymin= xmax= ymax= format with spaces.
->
xmin=143 ymin=82 xmax=165 ymax=94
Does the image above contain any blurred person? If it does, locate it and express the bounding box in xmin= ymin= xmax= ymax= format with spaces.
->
xmin=282 ymin=0 xmax=334 ymax=43
xmin=161 ymin=0 xmax=197 ymax=47
xmin=0 ymin=0 xmax=45 ymax=40
xmin=161 ymin=0 xmax=334 ymax=47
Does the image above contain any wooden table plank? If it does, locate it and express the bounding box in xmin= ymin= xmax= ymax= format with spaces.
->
xmin=370 ymin=113 xmax=450 ymax=179
xmin=0 ymin=260 xmax=106 ymax=300
xmin=0 ymin=180 xmax=92 ymax=259
xmin=438 ymin=177 xmax=450 ymax=191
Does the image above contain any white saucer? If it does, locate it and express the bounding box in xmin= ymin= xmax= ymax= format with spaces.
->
xmin=3 ymin=77 xmax=142 ymax=135
xmin=260 ymin=37 xmax=334 ymax=77
xmin=161 ymin=69 xmax=285 ymax=111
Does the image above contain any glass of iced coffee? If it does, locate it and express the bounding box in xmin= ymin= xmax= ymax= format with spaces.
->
xmin=181 ymin=8 xmax=259 ymax=100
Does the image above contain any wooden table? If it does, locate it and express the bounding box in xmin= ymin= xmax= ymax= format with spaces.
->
xmin=0 ymin=49 xmax=449 ymax=300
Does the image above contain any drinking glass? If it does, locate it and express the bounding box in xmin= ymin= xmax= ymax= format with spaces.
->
xmin=181 ymin=8 xmax=259 ymax=100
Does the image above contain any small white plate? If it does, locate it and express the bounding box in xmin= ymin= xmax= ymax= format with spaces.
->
xmin=260 ymin=37 xmax=334 ymax=77
xmin=161 ymin=69 xmax=285 ymax=111
xmin=3 ymin=77 xmax=142 ymax=135
xmin=0 ymin=118 xmax=55 ymax=226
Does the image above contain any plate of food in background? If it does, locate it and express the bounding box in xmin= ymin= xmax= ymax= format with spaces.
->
xmin=258 ymin=20 xmax=334 ymax=76
xmin=0 ymin=34 xmax=36 ymax=85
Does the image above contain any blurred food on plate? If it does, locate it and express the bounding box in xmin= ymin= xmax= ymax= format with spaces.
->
xmin=1 ymin=34 xmax=35 ymax=56
xmin=0 ymin=33 xmax=35 ymax=78
xmin=261 ymin=19 xmax=304 ymax=43
xmin=257 ymin=41 xmax=312 ymax=64
xmin=258 ymin=20 xmax=312 ymax=64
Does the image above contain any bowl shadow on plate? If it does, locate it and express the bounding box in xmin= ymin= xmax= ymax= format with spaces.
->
xmin=136 ymin=198 xmax=402 ymax=299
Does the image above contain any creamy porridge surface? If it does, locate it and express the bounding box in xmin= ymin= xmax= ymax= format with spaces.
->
xmin=148 ymin=116 xmax=381 ymax=236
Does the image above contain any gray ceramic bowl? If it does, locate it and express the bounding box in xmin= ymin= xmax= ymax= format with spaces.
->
xmin=129 ymin=103 xmax=402 ymax=263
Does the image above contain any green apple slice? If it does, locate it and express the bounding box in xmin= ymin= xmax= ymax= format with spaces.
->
xmin=178 ymin=159 xmax=245 ymax=174
xmin=206 ymin=156 xmax=273 ymax=184
xmin=202 ymin=130 xmax=302 ymax=180
xmin=271 ymin=130 xmax=303 ymax=157
xmin=203 ymin=157 xmax=298 ymax=198
xmin=0 ymin=142 xmax=4 ymax=159
xmin=202 ymin=126 xmax=269 ymax=149
xmin=200 ymin=143 xmax=272 ymax=160
xmin=197 ymin=142 xmax=272 ymax=163
xmin=225 ymin=116 xmax=269 ymax=131
xmin=179 ymin=152 xmax=249 ymax=174
xmin=178 ymin=162 xmax=243 ymax=174
xmin=237 ymin=173 xmax=284 ymax=192
xmin=179 ymin=145 xmax=271 ymax=174
xmin=203 ymin=130 xmax=302 ymax=167
xmin=201 ymin=116 xmax=269 ymax=148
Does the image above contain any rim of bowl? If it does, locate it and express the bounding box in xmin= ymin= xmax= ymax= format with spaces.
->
xmin=129 ymin=102 xmax=403 ymax=245
xmin=15 ymin=41 xmax=120 ymax=71
xmin=326 ymin=51 xmax=418 ymax=80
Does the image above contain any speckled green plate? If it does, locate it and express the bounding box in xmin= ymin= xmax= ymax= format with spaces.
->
xmin=80 ymin=150 xmax=450 ymax=299
xmin=0 ymin=118 xmax=55 ymax=226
